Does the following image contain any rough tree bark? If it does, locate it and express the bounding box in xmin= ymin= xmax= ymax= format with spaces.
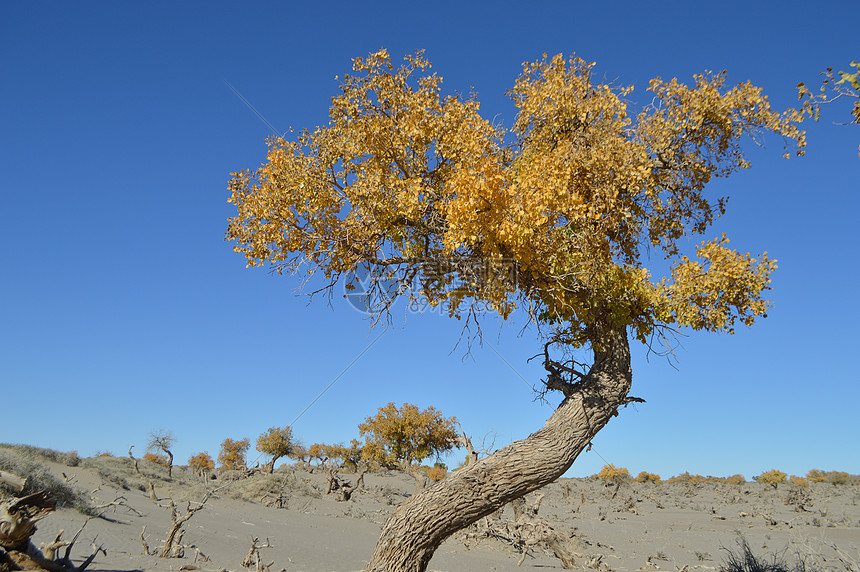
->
xmin=365 ymin=327 xmax=633 ymax=572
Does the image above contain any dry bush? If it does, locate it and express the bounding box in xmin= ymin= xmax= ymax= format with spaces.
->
xmin=721 ymin=536 xmax=803 ymax=572
xmin=218 ymin=438 xmax=250 ymax=471
xmin=0 ymin=449 xmax=92 ymax=513
xmin=0 ymin=443 xmax=80 ymax=467
xmin=726 ymin=474 xmax=746 ymax=485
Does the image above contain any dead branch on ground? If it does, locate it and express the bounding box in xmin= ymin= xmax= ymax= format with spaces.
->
xmin=459 ymin=493 xmax=584 ymax=569
xmin=0 ymin=494 xmax=105 ymax=572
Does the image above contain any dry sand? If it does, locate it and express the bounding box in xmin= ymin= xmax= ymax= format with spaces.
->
xmin=3 ymin=448 xmax=858 ymax=572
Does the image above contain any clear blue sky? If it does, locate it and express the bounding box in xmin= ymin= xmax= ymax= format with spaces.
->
xmin=2 ymin=1 xmax=857 ymax=479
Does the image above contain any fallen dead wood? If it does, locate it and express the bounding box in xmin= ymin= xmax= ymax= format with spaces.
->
xmin=459 ymin=493 xmax=585 ymax=569
xmin=0 ymin=494 xmax=105 ymax=572
xmin=0 ymin=492 xmax=56 ymax=551
xmin=0 ymin=472 xmax=26 ymax=495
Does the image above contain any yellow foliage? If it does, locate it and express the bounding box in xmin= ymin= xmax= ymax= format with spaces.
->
xmin=725 ymin=474 xmax=746 ymax=485
xmin=188 ymin=452 xmax=215 ymax=475
xmin=596 ymin=464 xmax=630 ymax=483
xmin=425 ymin=466 xmax=447 ymax=482
xmin=307 ymin=443 xmax=335 ymax=464
xmin=227 ymin=49 xmax=805 ymax=351
xmin=755 ymin=469 xmax=787 ymax=488
xmin=667 ymin=472 xmax=708 ymax=485
xmin=788 ymin=475 xmax=809 ymax=488
xmin=255 ymin=426 xmax=295 ymax=462
xmin=634 ymin=471 xmax=661 ymax=484
xmin=806 ymin=469 xmax=827 ymax=483
xmin=218 ymin=438 xmax=250 ymax=471
xmin=143 ymin=452 xmax=168 ymax=467
xmin=358 ymin=402 xmax=459 ymax=470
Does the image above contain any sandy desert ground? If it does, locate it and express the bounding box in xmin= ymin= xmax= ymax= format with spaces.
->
xmin=1 ymin=445 xmax=858 ymax=572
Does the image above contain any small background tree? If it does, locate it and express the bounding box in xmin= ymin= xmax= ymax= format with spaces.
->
xmin=306 ymin=443 xmax=332 ymax=469
xmin=359 ymin=402 xmax=459 ymax=489
xmin=288 ymin=443 xmax=308 ymax=465
xmin=147 ymin=430 xmax=176 ymax=478
xmin=188 ymin=452 xmax=215 ymax=477
xmin=218 ymin=438 xmax=250 ymax=471
xmin=755 ymin=469 xmax=787 ymax=489
xmin=255 ymin=426 xmax=295 ymax=473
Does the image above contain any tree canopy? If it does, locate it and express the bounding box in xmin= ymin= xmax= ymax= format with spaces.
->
xmin=226 ymin=49 xmax=807 ymax=572
xmin=228 ymin=50 xmax=804 ymax=368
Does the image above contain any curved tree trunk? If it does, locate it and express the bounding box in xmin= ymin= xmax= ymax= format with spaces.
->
xmin=366 ymin=328 xmax=632 ymax=572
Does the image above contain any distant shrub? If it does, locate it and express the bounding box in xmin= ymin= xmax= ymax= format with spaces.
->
xmin=667 ymin=472 xmax=708 ymax=485
xmin=597 ymin=464 xmax=629 ymax=484
xmin=725 ymin=474 xmax=746 ymax=485
xmin=94 ymin=451 xmax=114 ymax=458
xmin=218 ymin=438 xmax=250 ymax=471
xmin=0 ymin=444 xmax=81 ymax=467
xmin=188 ymin=452 xmax=215 ymax=476
xmin=634 ymin=471 xmax=661 ymax=484
xmin=755 ymin=469 xmax=787 ymax=489
xmin=806 ymin=469 xmax=826 ymax=483
xmin=825 ymin=471 xmax=850 ymax=485
xmin=788 ymin=475 xmax=809 ymax=488
xmin=142 ymin=452 xmax=169 ymax=467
